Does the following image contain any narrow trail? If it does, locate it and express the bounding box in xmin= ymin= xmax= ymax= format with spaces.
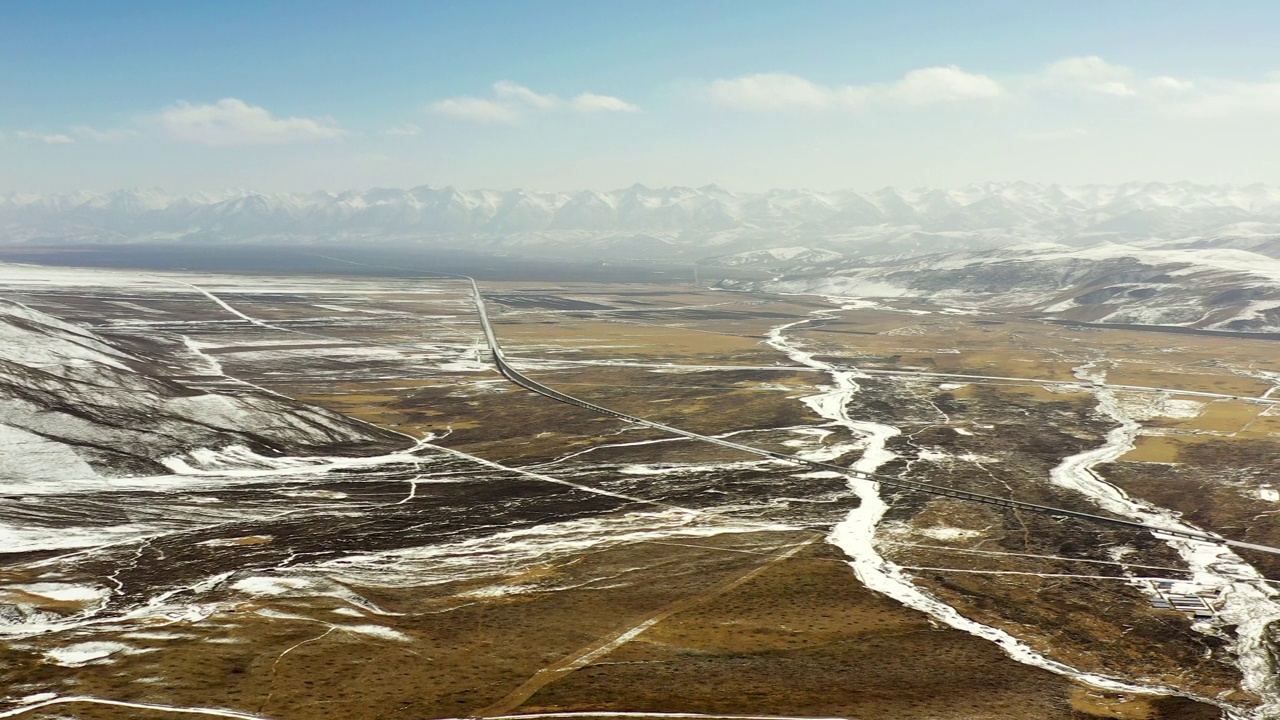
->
xmin=481 ymin=707 xmax=849 ymax=712
xmin=473 ymin=539 xmax=818 ymax=717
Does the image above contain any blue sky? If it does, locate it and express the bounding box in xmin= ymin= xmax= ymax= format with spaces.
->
xmin=4 ymin=1 xmax=1280 ymax=192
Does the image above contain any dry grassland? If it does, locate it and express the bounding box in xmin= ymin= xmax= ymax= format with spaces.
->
xmin=516 ymin=541 xmax=1212 ymax=720
xmin=30 ymin=282 xmax=1265 ymax=720
xmin=1168 ymin=400 xmax=1267 ymax=433
xmin=1121 ymin=435 xmax=1231 ymax=463
xmin=9 ymin=532 xmax=1182 ymax=720
xmin=499 ymin=320 xmax=765 ymax=357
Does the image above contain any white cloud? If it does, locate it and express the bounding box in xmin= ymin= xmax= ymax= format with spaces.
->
xmin=430 ymin=82 xmax=640 ymax=123
xmin=1027 ymin=58 xmax=1280 ymax=117
xmin=708 ymin=58 xmax=1280 ymax=119
xmin=72 ymin=125 xmax=135 ymax=142
xmin=385 ymin=123 xmax=421 ymax=137
xmin=571 ymin=92 xmax=640 ymax=113
xmin=706 ymin=73 xmax=855 ymax=111
xmin=1041 ymin=56 xmax=1137 ymax=97
xmin=1151 ymin=76 xmax=1194 ymax=93
xmin=430 ymin=97 xmax=521 ymax=124
xmin=493 ymin=81 xmax=557 ymax=109
xmin=16 ymin=131 xmax=75 ymax=145
xmin=159 ymin=98 xmax=347 ymax=146
xmin=705 ymin=67 xmax=1001 ymax=111
xmin=889 ymin=66 xmax=1003 ymax=103
xmin=14 ymin=126 xmax=133 ymax=144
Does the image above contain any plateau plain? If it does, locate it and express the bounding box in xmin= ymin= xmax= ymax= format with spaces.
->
xmin=0 ymin=251 xmax=1277 ymax=720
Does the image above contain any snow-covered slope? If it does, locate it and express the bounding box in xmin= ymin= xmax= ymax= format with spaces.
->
xmin=744 ymin=242 xmax=1280 ymax=333
xmin=0 ymin=299 xmax=401 ymax=484
xmin=709 ymin=246 xmax=845 ymax=268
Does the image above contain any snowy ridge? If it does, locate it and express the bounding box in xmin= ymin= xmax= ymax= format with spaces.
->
xmin=4 ymin=183 xmax=1280 ymax=259
xmin=0 ymin=299 xmax=401 ymax=486
xmin=750 ymin=241 xmax=1280 ymax=333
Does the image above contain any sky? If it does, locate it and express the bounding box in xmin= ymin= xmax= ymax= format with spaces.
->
xmin=3 ymin=0 xmax=1280 ymax=194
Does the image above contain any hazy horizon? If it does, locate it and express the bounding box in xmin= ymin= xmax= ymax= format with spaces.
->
xmin=7 ymin=178 xmax=1280 ymax=199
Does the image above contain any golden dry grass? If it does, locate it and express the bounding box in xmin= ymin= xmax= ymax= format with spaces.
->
xmin=6 ymin=281 xmax=1261 ymax=720
xmin=1120 ymin=435 xmax=1221 ymax=463
xmin=1170 ymin=400 xmax=1265 ymax=433
xmin=497 ymin=318 xmax=768 ymax=358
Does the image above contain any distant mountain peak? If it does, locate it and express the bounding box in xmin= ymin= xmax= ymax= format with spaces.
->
xmin=2 ymin=183 xmax=1278 ymax=258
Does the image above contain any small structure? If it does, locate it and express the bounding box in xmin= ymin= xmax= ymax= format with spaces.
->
xmin=1147 ymin=580 xmax=1220 ymax=620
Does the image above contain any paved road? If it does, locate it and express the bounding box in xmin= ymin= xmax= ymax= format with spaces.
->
xmin=463 ymin=277 xmax=1280 ymax=556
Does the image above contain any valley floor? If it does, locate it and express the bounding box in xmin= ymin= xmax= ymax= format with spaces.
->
xmin=1 ymin=260 xmax=1277 ymax=720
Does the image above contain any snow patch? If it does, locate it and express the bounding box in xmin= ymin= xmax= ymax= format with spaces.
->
xmin=231 ymin=576 xmax=317 ymax=597
xmin=917 ymin=527 xmax=983 ymax=541
xmin=343 ymin=624 xmax=411 ymax=642
xmin=44 ymin=641 xmax=132 ymax=667
xmin=9 ymin=583 xmax=107 ymax=604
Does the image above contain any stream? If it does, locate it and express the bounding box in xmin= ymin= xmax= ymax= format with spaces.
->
xmin=763 ymin=304 xmax=1219 ymax=707
xmin=1051 ymin=361 xmax=1280 ymax=718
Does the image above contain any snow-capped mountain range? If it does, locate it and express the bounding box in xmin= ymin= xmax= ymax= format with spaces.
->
xmin=6 ymin=181 xmax=1280 ymax=332
xmin=4 ymin=182 xmax=1280 ymax=259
